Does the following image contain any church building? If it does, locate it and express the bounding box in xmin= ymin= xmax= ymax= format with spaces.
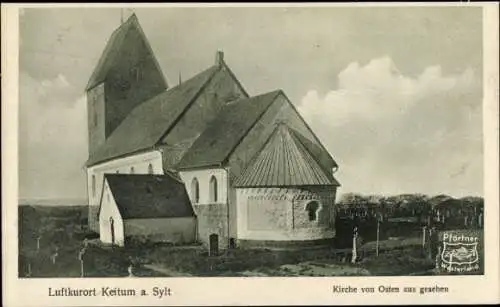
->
xmin=85 ymin=14 xmax=340 ymax=249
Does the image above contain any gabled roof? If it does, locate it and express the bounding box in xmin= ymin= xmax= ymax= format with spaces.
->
xmin=86 ymin=65 xmax=220 ymax=166
xmin=177 ymin=90 xmax=282 ymax=170
xmin=103 ymin=174 xmax=194 ymax=219
xmin=86 ymin=14 xmax=167 ymax=91
xmin=234 ymin=123 xmax=340 ymax=188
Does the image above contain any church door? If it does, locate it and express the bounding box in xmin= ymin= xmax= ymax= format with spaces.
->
xmin=110 ymin=217 xmax=115 ymax=245
xmin=209 ymin=234 xmax=219 ymax=256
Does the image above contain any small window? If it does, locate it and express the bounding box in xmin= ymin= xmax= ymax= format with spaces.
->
xmin=209 ymin=176 xmax=218 ymax=203
xmin=148 ymin=164 xmax=154 ymax=174
xmin=92 ymin=175 xmax=96 ymax=197
xmin=306 ymin=201 xmax=320 ymax=221
xmin=130 ymin=166 xmax=135 ymax=174
xmin=191 ymin=178 xmax=200 ymax=203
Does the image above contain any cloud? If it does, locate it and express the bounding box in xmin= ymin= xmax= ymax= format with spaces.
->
xmin=19 ymin=72 xmax=88 ymax=199
xmin=299 ymin=56 xmax=482 ymax=197
xmin=300 ymin=56 xmax=478 ymax=127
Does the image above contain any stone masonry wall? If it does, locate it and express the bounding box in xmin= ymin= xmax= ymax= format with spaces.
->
xmin=194 ymin=203 xmax=229 ymax=250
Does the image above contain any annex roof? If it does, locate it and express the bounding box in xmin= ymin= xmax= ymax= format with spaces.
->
xmin=234 ymin=123 xmax=340 ymax=188
xmin=104 ymin=174 xmax=194 ymax=219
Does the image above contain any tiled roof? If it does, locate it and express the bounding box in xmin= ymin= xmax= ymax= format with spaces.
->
xmin=176 ymin=90 xmax=282 ymax=169
xmin=234 ymin=123 xmax=340 ymax=187
xmin=85 ymin=14 xmax=167 ymax=91
xmin=86 ymin=65 xmax=220 ymax=166
xmin=288 ymin=127 xmax=338 ymax=170
xmin=103 ymin=174 xmax=194 ymax=219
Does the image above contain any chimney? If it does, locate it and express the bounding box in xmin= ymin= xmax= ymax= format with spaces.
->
xmin=215 ymin=51 xmax=224 ymax=67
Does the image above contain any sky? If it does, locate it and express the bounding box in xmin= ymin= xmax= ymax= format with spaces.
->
xmin=18 ymin=6 xmax=483 ymax=200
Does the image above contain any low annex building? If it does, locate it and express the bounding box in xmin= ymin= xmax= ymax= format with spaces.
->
xmin=85 ymin=14 xmax=340 ymax=249
xmin=99 ymin=174 xmax=196 ymax=246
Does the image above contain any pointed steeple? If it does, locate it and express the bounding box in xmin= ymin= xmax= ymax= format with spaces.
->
xmin=86 ymin=12 xmax=166 ymax=91
xmin=86 ymin=12 xmax=169 ymax=158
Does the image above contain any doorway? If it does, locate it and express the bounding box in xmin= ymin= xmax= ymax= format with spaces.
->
xmin=229 ymin=238 xmax=236 ymax=249
xmin=109 ymin=217 xmax=115 ymax=245
xmin=209 ymin=234 xmax=219 ymax=256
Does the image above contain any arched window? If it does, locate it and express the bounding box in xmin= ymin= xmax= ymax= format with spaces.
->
xmin=148 ymin=163 xmax=153 ymax=174
xmin=191 ymin=178 xmax=200 ymax=203
xmin=92 ymin=175 xmax=96 ymax=197
xmin=209 ymin=176 xmax=218 ymax=203
xmin=306 ymin=201 xmax=320 ymax=221
xmin=130 ymin=166 xmax=135 ymax=174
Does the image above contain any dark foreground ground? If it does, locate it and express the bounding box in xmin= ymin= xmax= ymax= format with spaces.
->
xmin=18 ymin=205 xmax=484 ymax=277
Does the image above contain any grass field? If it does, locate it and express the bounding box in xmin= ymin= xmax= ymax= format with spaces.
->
xmin=18 ymin=204 xmax=484 ymax=277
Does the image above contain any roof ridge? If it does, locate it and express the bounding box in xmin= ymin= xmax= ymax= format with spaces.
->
xmin=85 ymin=19 xmax=134 ymax=90
xmin=175 ymin=89 xmax=282 ymax=170
xmin=279 ymin=91 xmax=338 ymax=168
xmin=86 ymin=64 xmax=220 ymax=167
xmin=219 ymin=89 xmax=282 ymax=165
xmin=129 ymin=13 xmax=168 ymax=89
xmin=126 ymin=65 xmax=218 ymax=118
xmin=225 ymin=89 xmax=281 ymax=106
xmin=220 ymin=60 xmax=249 ymax=98
xmin=154 ymin=65 xmax=221 ymax=146
xmin=164 ymin=64 xmax=218 ymax=93
xmin=105 ymin=173 xmax=174 ymax=177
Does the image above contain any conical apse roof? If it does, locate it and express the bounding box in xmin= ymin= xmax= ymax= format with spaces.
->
xmin=234 ymin=123 xmax=340 ymax=187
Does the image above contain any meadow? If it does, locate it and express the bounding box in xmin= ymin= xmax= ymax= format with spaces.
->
xmin=18 ymin=196 xmax=484 ymax=278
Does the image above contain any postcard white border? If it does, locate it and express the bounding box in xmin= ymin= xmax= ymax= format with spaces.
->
xmin=2 ymin=3 xmax=499 ymax=306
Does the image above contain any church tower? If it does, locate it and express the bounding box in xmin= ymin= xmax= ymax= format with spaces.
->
xmin=86 ymin=13 xmax=168 ymax=158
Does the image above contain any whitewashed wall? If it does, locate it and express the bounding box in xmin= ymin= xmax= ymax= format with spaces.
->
xmin=99 ymin=180 xmax=125 ymax=246
xmin=179 ymin=168 xmax=228 ymax=205
xmin=87 ymin=150 xmax=163 ymax=211
xmin=124 ymin=217 xmax=197 ymax=244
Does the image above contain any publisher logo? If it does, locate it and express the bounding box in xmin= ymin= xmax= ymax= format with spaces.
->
xmin=440 ymin=232 xmax=480 ymax=273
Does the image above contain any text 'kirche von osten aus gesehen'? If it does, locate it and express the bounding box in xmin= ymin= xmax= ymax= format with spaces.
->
xmin=332 ymin=285 xmax=449 ymax=295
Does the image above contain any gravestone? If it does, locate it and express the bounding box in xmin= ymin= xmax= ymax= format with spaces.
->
xmin=351 ymin=227 xmax=358 ymax=264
